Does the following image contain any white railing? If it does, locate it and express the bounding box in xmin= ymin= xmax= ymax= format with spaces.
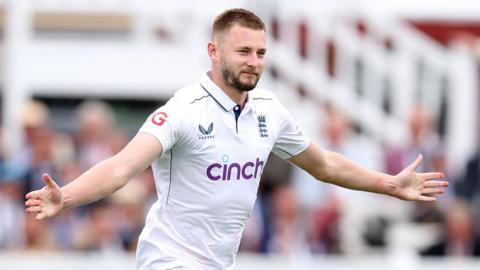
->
xmin=266 ymin=1 xmax=478 ymax=173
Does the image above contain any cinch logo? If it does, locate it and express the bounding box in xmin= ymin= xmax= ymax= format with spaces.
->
xmin=206 ymin=156 xmax=264 ymax=181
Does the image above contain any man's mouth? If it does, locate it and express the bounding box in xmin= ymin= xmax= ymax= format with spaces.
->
xmin=242 ymin=72 xmax=258 ymax=76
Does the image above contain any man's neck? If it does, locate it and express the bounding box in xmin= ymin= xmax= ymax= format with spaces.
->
xmin=209 ymin=71 xmax=248 ymax=107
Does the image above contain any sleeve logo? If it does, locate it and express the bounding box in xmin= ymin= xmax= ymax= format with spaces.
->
xmin=199 ymin=123 xmax=214 ymax=135
xmin=151 ymin=112 xmax=168 ymax=126
xmin=198 ymin=122 xmax=215 ymax=140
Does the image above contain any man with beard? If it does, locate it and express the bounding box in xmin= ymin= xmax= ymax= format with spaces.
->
xmin=25 ymin=8 xmax=448 ymax=270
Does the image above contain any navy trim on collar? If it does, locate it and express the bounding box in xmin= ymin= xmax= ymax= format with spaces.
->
xmin=200 ymin=84 xmax=228 ymax=112
xmin=200 ymin=72 xmax=240 ymax=112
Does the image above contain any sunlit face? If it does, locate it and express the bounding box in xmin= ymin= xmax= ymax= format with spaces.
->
xmin=216 ymin=24 xmax=267 ymax=92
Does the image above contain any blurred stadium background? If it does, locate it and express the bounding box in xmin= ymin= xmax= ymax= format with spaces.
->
xmin=1 ymin=0 xmax=480 ymax=269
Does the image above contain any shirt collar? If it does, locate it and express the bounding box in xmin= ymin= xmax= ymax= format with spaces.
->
xmin=200 ymin=71 xmax=250 ymax=112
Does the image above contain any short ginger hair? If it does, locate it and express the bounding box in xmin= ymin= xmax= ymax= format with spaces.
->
xmin=212 ymin=8 xmax=266 ymax=38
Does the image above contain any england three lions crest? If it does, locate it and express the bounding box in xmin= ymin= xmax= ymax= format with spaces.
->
xmin=257 ymin=114 xmax=268 ymax=138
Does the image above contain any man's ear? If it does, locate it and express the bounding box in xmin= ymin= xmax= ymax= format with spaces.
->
xmin=208 ymin=41 xmax=218 ymax=62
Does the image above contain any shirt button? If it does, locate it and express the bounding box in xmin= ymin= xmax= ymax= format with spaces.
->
xmin=234 ymin=105 xmax=240 ymax=111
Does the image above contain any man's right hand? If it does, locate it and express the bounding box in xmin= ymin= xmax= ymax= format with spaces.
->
xmin=25 ymin=173 xmax=63 ymax=220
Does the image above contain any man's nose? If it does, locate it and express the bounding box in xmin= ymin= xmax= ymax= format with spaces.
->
xmin=246 ymin=54 xmax=260 ymax=67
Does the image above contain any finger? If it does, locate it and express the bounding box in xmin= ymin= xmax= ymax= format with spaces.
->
xmin=43 ymin=173 xmax=59 ymax=189
xmin=420 ymin=172 xmax=445 ymax=180
xmin=36 ymin=212 xmax=46 ymax=220
xmin=26 ymin=206 xmax=43 ymax=213
xmin=424 ymin=180 xmax=449 ymax=188
xmin=25 ymin=189 xmax=45 ymax=200
xmin=422 ymin=188 xmax=445 ymax=195
xmin=409 ymin=154 xmax=423 ymax=170
xmin=25 ymin=199 xmax=43 ymax=207
xmin=418 ymin=195 xmax=437 ymax=202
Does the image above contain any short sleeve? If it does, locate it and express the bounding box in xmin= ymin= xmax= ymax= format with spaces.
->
xmin=271 ymin=102 xmax=310 ymax=159
xmin=138 ymin=97 xmax=185 ymax=156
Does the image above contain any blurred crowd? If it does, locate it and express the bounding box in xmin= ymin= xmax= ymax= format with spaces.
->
xmin=0 ymin=100 xmax=155 ymax=252
xmin=0 ymin=99 xmax=479 ymax=259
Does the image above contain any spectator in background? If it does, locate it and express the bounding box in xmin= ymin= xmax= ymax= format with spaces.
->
xmin=24 ymin=213 xmax=56 ymax=250
xmin=15 ymin=102 xmax=74 ymax=249
xmin=421 ymin=199 xmax=480 ymax=256
xmin=3 ymin=101 xmax=59 ymax=193
xmin=72 ymin=199 xmax=123 ymax=251
xmin=111 ymin=175 xmax=150 ymax=252
xmin=72 ymin=101 xmax=135 ymax=252
xmin=1 ymin=100 xmax=55 ymax=249
xmin=308 ymin=191 xmax=341 ymax=254
xmin=75 ymin=100 xmax=116 ymax=170
xmin=456 ymin=148 xmax=480 ymax=251
xmin=384 ymin=104 xmax=439 ymax=175
xmin=0 ymin=178 xmax=26 ymax=249
xmin=457 ymin=150 xmax=480 ymax=214
xmin=266 ymin=184 xmax=310 ymax=256
xmin=0 ymin=128 xmax=20 ymax=249
xmin=294 ymin=103 xmax=385 ymax=255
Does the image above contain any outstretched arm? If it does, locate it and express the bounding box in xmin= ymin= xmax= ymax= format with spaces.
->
xmin=25 ymin=132 xmax=163 ymax=220
xmin=288 ymin=142 xmax=448 ymax=201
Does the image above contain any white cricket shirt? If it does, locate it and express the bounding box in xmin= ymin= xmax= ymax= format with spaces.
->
xmin=136 ymin=72 xmax=310 ymax=270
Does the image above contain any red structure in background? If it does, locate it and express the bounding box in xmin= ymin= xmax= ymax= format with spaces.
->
xmin=409 ymin=20 xmax=480 ymax=46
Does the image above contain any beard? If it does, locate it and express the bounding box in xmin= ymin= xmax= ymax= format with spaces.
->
xmin=221 ymin=61 xmax=261 ymax=92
